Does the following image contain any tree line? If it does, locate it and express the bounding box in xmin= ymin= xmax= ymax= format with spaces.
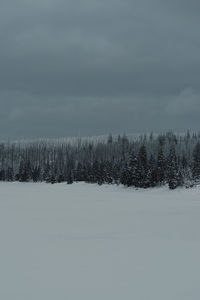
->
xmin=0 ymin=131 xmax=200 ymax=189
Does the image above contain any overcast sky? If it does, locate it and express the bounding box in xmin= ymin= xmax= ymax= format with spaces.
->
xmin=0 ymin=0 xmax=200 ymax=139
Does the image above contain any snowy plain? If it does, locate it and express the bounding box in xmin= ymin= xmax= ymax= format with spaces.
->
xmin=0 ymin=182 xmax=200 ymax=300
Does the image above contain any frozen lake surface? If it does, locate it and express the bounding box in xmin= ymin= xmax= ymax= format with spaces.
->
xmin=0 ymin=182 xmax=200 ymax=300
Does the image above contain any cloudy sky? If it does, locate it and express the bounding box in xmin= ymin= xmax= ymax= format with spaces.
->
xmin=0 ymin=0 xmax=200 ymax=139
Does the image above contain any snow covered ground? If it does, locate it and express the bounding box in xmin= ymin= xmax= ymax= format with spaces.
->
xmin=0 ymin=182 xmax=200 ymax=300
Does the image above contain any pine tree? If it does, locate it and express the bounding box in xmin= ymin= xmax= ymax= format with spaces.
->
xmin=19 ymin=160 xmax=31 ymax=182
xmin=43 ymin=161 xmax=51 ymax=183
xmin=120 ymin=164 xmax=132 ymax=186
xmin=58 ymin=174 xmax=64 ymax=183
xmin=134 ymin=145 xmax=147 ymax=187
xmin=32 ymin=166 xmax=41 ymax=182
xmin=6 ymin=167 xmax=13 ymax=181
xmin=67 ymin=171 xmax=74 ymax=184
xmin=167 ymin=147 xmax=178 ymax=189
xmin=138 ymin=145 xmax=147 ymax=170
xmin=128 ymin=153 xmax=138 ymax=187
xmin=156 ymin=147 xmax=165 ymax=184
xmin=148 ymin=155 xmax=158 ymax=187
xmin=0 ymin=169 xmax=5 ymax=181
xmin=192 ymin=142 xmax=200 ymax=181
xmin=133 ymin=162 xmax=143 ymax=187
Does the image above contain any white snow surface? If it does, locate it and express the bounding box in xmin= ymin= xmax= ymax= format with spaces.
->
xmin=0 ymin=182 xmax=200 ymax=300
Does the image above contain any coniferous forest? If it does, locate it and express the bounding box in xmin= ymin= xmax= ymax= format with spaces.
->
xmin=0 ymin=131 xmax=200 ymax=189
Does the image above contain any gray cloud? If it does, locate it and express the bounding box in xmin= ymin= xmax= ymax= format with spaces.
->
xmin=0 ymin=0 xmax=200 ymax=139
xmin=166 ymin=88 xmax=200 ymax=116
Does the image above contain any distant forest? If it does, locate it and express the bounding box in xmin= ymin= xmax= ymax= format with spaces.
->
xmin=0 ymin=131 xmax=200 ymax=189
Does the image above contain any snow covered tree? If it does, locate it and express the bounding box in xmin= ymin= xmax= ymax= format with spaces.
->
xmin=156 ymin=147 xmax=165 ymax=184
xmin=192 ymin=142 xmax=200 ymax=181
xmin=167 ymin=147 xmax=179 ymax=189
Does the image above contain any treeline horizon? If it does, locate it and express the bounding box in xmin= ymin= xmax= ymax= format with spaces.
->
xmin=0 ymin=131 xmax=200 ymax=189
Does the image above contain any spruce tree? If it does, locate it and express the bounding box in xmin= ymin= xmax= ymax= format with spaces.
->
xmin=192 ymin=142 xmax=200 ymax=181
xmin=157 ymin=147 xmax=165 ymax=184
xmin=167 ymin=147 xmax=178 ymax=189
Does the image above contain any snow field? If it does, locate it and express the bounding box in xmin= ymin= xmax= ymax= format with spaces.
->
xmin=0 ymin=182 xmax=200 ymax=300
